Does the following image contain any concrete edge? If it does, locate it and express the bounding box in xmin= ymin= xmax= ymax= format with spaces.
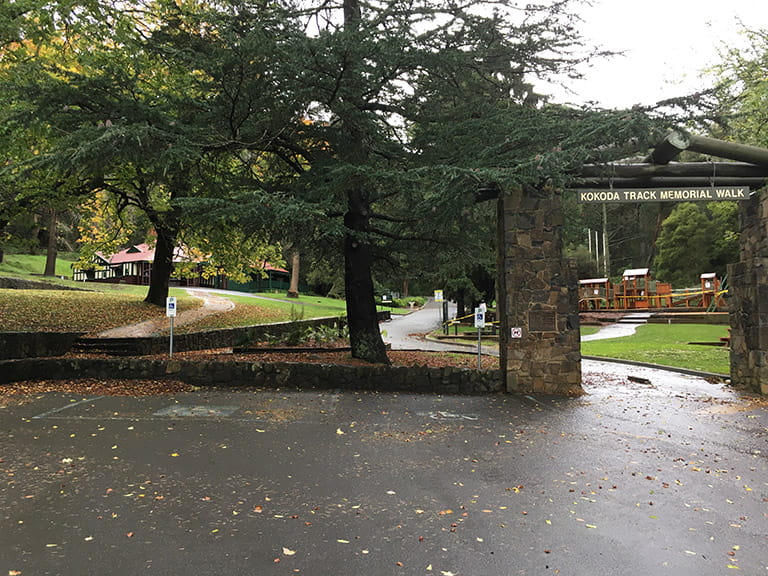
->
xmin=426 ymin=335 xmax=731 ymax=382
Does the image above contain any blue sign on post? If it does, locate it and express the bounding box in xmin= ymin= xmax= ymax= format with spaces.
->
xmin=474 ymin=307 xmax=485 ymax=369
xmin=474 ymin=307 xmax=485 ymax=328
xmin=166 ymin=296 xmax=177 ymax=357
xmin=166 ymin=296 xmax=177 ymax=317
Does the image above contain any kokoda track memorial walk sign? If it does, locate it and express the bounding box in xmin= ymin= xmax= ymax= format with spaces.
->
xmin=578 ymin=186 xmax=750 ymax=204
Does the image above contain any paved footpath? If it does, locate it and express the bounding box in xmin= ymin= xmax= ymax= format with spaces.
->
xmin=1 ymin=366 xmax=766 ymax=575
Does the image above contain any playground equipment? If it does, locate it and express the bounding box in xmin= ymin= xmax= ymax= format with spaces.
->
xmin=578 ymin=269 xmax=726 ymax=311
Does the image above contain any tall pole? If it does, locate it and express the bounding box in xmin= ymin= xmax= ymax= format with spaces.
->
xmin=602 ymin=203 xmax=610 ymax=277
xmin=594 ymin=230 xmax=600 ymax=272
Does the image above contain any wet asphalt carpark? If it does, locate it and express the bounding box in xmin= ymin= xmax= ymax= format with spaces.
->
xmin=1 ymin=360 xmax=766 ymax=576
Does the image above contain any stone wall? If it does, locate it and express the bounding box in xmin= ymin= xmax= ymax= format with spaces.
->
xmin=74 ymin=315 xmax=363 ymax=356
xmin=0 ymin=357 xmax=503 ymax=395
xmin=497 ymin=189 xmax=582 ymax=394
xmin=729 ymin=189 xmax=768 ymax=394
xmin=0 ymin=332 xmax=86 ymax=360
xmin=0 ymin=276 xmax=83 ymax=290
xmin=1 ymin=313 xmax=391 ymax=359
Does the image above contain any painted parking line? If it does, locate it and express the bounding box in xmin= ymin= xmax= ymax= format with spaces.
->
xmin=27 ymin=391 xmax=342 ymax=423
xmin=32 ymin=397 xmax=100 ymax=420
xmin=153 ymin=405 xmax=240 ymax=418
xmin=416 ymin=410 xmax=479 ymax=421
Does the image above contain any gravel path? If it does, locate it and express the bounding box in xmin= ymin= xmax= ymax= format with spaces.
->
xmin=95 ymin=289 xmax=235 ymax=338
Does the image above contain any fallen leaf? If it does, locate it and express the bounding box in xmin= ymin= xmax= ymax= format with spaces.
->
xmin=282 ymin=547 xmax=296 ymax=556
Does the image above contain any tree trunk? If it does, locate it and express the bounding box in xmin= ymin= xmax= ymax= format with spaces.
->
xmin=43 ymin=208 xmax=58 ymax=276
xmin=1 ymin=219 xmax=8 ymax=264
xmin=338 ymin=0 xmax=388 ymax=364
xmin=456 ymin=288 xmax=467 ymax=319
xmin=287 ymin=250 xmax=300 ymax=298
xmin=344 ymin=191 xmax=390 ymax=364
xmin=144 ymin=222 xmax=177 ymax=307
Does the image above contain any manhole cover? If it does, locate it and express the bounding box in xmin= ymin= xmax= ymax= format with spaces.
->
xmin=154 ymin=405 xmax=239 ymax=418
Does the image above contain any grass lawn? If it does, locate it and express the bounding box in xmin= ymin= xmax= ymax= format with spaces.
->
xmin=176 ymin=294 xmax=348 ymax=332
xmin=249 ymin=292 xmax=412 ymax=315
xmin=580 ymin=325 xmax=600 ymax=337
xmin=581 ymin=324 xmax=730 ymax=375
xmin=0 ymin=252 xmax=79 ymax=279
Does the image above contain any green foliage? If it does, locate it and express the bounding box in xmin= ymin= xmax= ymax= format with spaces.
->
xmin=653 ymin=202 xmax=739 ymax=286
xmin=709 ymin=28 xmax=768 ymax=147
xmin=261 ymin=322 xmax=348 ymax=347
xmin=392 ymin=296 xmax=427 ymax=308
xmin=566 ymin=244 xmax=600 ymax=279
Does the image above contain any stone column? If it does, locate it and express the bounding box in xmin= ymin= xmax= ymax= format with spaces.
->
xmin=729 ymin=189 xmax=768 ymax=395
xmin=497 ymin=188 xmax=582 ymax=395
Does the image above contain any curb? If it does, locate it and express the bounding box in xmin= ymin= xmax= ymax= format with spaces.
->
xmin=426 ymin=335 xmax=730 ymax=382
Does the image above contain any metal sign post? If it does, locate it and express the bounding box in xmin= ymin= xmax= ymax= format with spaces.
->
xmin=166 ymin=296 xmax=177 ymax=357
xmin=474 ymin=305 xmax=486 ymax=369
xmin=434 ymin=289 xmax=445 ymax=332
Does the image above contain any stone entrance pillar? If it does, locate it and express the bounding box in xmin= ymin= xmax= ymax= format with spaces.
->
xmin=729 ymin=189 xmax=768 ymax=394
xmin=497 ymin=188 xmax=582 ymax=394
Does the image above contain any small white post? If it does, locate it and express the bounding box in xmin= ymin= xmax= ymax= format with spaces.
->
xmin=166 ymin=296 xmax=177 ymax=358
xmin=475 ymin=304 xmax=486 ymax=370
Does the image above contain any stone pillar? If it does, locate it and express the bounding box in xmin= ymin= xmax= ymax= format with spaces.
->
xmin=729 ymin=189 xmax=768 ymax=395
xmin=497 ymin=188 xmax=582 ymax=395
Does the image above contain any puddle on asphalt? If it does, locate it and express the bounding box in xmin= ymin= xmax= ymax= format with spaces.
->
xmin=582 ymin=359 xmax=740 ymax=402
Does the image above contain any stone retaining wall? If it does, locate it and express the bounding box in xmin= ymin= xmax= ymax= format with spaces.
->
xmin=0 ymin=357 xmax=503 ymax=395
xmin=0 ymin=332 xmax=86 ymax=360
xmin=77 ymin=316 xmax=358 ymax=356
xmin=0 ymin=276 xmax=83 ymax=290
xmin=729 ymin=189 xmax=768 ymax=394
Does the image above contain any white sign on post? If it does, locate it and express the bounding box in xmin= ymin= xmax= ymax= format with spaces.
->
xmin=474 ymin=307 xmax=485 ymax=329
xmin=166 ymin=296 xmax=176 ymax=357
xmin=434 ymin=290 xmax=444 ymax=303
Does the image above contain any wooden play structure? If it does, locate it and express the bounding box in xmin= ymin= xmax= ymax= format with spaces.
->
xmin=578 ymin=269 xmax=726 ymax=311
